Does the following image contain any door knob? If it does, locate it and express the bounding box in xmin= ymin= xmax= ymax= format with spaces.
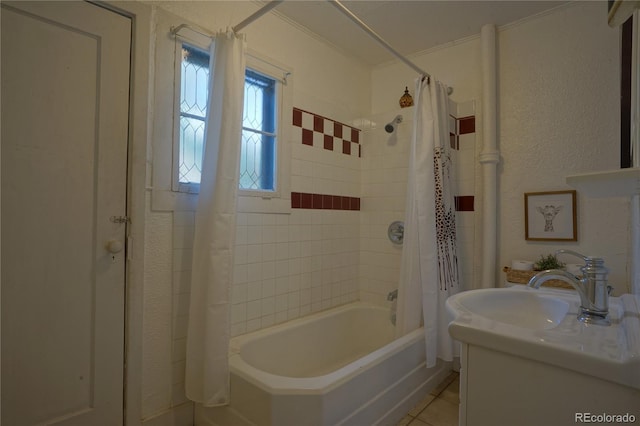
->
xmin=105 ymin=239 xmax=123 ymax=254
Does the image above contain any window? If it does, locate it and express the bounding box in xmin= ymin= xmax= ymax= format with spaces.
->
xmin=241 ymin=70 xmax=277 ymax=191
xmin=178 ymin=45 xmax=208 ymax=185
xmin=177 ymin=43 xmax=279 ymax=194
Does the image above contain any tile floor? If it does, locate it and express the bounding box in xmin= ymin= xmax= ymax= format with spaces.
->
xmin=396 ymin=372 xmax=460 ymax=426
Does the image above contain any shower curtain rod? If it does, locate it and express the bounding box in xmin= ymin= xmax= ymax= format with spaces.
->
xmin=174 ymin=0 xmax=449 ymax=89
xmin=168 ymin=7 xmax=282 ymax=37
xmin=168 ymin=1 xmax=285 ymax=37
xmin=233 ymin=0 xmax=285 ymax=32
xmin=169 ymin=23 xmax=292 ymax=84
xmin=326 ymin=0 xmax=431 ymax=82
xmin=237 ymin=0 xmax=433 ymax=82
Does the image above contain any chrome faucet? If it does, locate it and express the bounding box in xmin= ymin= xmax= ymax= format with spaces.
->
xmin=527 ymin=249 xmax=611 ymax=326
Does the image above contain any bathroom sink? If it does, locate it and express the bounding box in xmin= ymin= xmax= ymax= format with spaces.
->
xmin=446 ymin=288 xmax=640 ymax=391
xmin=450 ymin=288 xmax=569 ymax=330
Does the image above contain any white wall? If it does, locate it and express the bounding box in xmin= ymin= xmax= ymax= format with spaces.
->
xmin=498 ymin=2 xmax=628 ymax=292
xmin=371 ymin=37 xmax=481 ymax=114
xmin=371 ymin=2 xmax=629 ymax=292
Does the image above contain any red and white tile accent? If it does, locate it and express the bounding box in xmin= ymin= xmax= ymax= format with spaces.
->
xmin=292 ymin=108 xmax=361 ymax=158
xmin=451 ymin=101 xmax=476 ymax=212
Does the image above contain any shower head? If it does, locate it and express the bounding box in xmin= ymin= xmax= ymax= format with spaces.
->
xmin=384 ymin=115 xmax=403 ymax=133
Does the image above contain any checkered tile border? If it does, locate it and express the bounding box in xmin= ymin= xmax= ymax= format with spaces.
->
xmin=292 ymin=108 xmax=361 ymax=158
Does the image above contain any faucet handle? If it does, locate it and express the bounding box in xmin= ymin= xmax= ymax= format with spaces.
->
xmin=556 ymin=249 xmax=608 ymax=280
xmin=555 ymin=249 xmax=603 ymax=265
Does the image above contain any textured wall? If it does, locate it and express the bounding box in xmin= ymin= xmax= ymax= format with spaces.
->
xmin=498 ymin=2 xmax=628 ymax=291
xmin=371 ymin=2 xmax=629 ymax=291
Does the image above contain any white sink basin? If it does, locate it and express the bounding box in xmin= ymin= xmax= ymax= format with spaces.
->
xmin=451 ymin=288 xmax=569 ymax=330
xmin=446 ymin=287 xmax=640 ymax=391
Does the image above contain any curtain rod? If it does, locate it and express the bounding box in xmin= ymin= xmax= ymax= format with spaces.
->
xmin=169 ymin=1 xmax=285 ymax=37
xmin=233 ymin=0 xmax=285 ymax=32
xmin=326 ymin=0 xmax=431 ymax=83
xmin=230 ymin=0 xmax=432 ymax=83
xmin=173 ymin=0 xmax=452 ymax=92
xmin=169 ymin=23 xmax=292 ymax=84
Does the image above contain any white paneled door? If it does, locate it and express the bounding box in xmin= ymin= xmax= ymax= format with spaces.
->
xmin=1 ymin=2 xmax=131 ymax=425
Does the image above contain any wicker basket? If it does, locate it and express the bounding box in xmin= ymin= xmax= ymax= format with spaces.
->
xmin=503 ymin=266 xmax=574 ymax=290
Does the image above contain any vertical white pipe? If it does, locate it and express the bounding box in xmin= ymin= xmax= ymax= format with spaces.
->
xmin=479 ymin=24 xmax=500 ymax=289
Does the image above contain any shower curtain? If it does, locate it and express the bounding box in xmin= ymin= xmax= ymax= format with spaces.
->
xmin=395 ymin=77 xmax=460 ymax=368
xmin=185 ymin=30 xmax=246 ymax=407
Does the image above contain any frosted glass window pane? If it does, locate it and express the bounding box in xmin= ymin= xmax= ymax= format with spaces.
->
xmin=179 ymin=45 xmax=208 ymax=184
xmin=179 ymin=116 xmax=204 ymax=184
xmin=240 ymin=70 xmax=277 ymax=191
xmin=177 ymin=44 xmax=277 ymax=191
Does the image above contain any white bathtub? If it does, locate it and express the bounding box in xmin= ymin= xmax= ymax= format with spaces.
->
xmin=195 ymin=302 xmax=452 ymax=426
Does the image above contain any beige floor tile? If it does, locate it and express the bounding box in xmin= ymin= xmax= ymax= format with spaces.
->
xmin=408 ymin=418 xmax=432 ymax=426
xmin=439 ymin=377 xmax=460 ymax=405
xmin=409 ymin=393 xmax=437 ymax=417
xmin=430 ymin=372 xmax=459 ymax=396
xmin=395 ymin=414 xmax=414 ymax=426
xmin=416 ymin=397 xmax=459 ymax=426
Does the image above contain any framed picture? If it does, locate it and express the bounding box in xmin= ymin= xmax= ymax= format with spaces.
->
xmin=524 ymin=190 xmax=577 ymax=241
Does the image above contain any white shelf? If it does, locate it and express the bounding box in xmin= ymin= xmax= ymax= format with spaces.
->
xmin=566 ymin=168 xmax=640 ymax=198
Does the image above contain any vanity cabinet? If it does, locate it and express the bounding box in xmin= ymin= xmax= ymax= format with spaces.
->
xmin=458 ymin=343 xmax=640 ymax=426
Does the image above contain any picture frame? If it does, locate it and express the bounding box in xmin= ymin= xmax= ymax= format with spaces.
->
xmin=524 ymin=190 xmax=577 ymax=241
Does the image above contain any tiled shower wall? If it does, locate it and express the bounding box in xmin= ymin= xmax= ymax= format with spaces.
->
xmin=359 ymin=100 xmax=477 ymax=305
xmin=169 ymin=102 xmax=476 ymax=406
xmin=169 ymin=107 xmax=363 ymax=405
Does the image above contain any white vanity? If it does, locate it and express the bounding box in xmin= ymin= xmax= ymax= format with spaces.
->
xmin=447 ymin=287 xmax=640 ymax=426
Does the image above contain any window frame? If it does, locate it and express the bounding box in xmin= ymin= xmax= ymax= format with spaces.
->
xmin=239 ymin=68 xmax=278 ymax=194
xmin=173 ymin=42 xmax=209 ymax=193
xmin=170 ymin=41 xmax=292 ymax=213
xmin=238 ymin=52 xmax=292 ymax=213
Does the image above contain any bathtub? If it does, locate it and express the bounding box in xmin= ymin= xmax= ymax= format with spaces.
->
xmin=195 ymin=302 xmax=452 ymax=426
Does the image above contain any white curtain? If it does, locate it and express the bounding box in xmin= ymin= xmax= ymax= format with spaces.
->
xmin=185 ymin=31 xmax=246 ymax=407
xmin=395 ymin=77 xmax=460 ymax=368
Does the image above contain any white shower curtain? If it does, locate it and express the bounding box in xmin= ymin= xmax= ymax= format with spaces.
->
xmin=395 ymin=77 xmax=460 ymax=368
xmin=185 ymin=31 xmax=246 ymax=407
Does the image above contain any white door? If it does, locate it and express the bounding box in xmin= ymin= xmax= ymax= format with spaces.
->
xmin=1 ymin=2 xmax=131 ymax=425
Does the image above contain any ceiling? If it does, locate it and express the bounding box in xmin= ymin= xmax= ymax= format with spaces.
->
xmin=270 ymin=1 xmax=568 ymax=66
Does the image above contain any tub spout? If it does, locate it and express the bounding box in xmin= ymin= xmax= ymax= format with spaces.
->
xmin=527 ymin=250 xmax=610 ymax=326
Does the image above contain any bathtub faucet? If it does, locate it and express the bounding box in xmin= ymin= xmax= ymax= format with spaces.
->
xmin=527 ymin=249 xmax=611 ymax=326
xmin=387 ymin=289 xmax=398 ymax=301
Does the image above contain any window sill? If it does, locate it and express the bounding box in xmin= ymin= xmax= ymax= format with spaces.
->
xmin=150 ymin=189 xmax=291 ymax=214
